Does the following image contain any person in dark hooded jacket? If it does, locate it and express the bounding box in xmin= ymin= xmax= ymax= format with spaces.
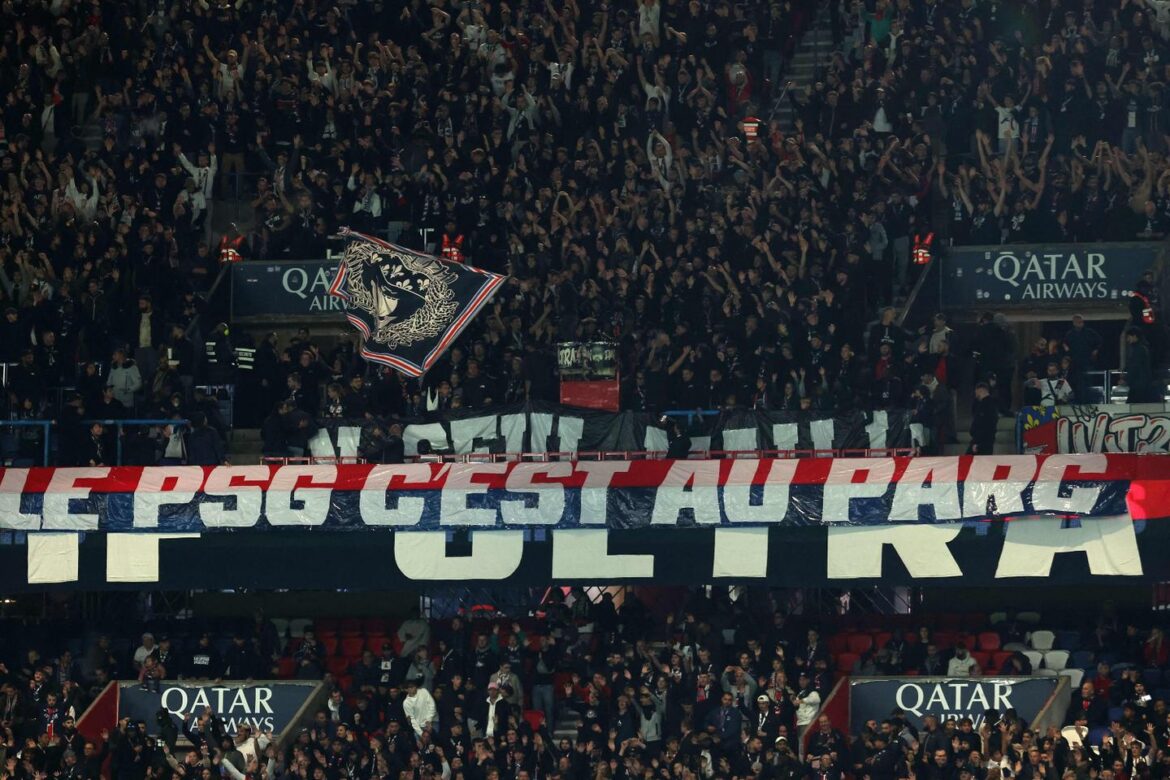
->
xmin=1124 ymin=327 xmax=1158 ymax=403
xmin=186 ymin=412 xmax=226 ymax=465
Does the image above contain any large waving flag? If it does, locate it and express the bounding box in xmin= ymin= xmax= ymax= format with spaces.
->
xmin=329 ymin=230 xmax=505 ymax=377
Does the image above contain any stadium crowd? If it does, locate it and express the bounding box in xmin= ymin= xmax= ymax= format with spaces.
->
xmin=2 ymin=596 xmax=1170 ymax=780
xmin=2 ymin=0 xmax=1169 ymax=462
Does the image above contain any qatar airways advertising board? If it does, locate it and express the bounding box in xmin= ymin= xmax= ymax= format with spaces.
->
xmin=942 ymin=242 xmax=1159 ymax=306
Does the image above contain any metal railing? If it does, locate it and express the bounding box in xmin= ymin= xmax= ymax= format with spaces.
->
xmin=1082 ymin=370 xmax=1125 ymax=404
xmin=194 ymin=384 xmax=235 ymax=430
xmin=81 ymin=419 xmax=190 ymax=466
xmin=0 ymin=420 xmax=52 ymax=466
xmin=0 ymin=419 xmax=191 ymax=466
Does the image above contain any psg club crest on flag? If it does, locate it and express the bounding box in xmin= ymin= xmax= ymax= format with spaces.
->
xmin=329 ymin=230 xmax=505 ymax=377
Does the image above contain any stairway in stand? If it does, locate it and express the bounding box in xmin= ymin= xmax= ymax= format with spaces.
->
xmin=767 ymin=5 xmax=839 ymax=133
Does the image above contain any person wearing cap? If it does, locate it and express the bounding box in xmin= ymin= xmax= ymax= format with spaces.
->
xmin=793 ymin=672 xmax=821 ymax=741
xmin=476 ymin=680 xmax=511 ymax=739
xmin=403 ymin=677 xmax=437 ymax=737
xmin=752 ymin=693 xmax=781 ymax=744
xmin=864 ymin=729 xmax=902 ymax=780
xmin=132 ymin=633 xmax=158 ymax=671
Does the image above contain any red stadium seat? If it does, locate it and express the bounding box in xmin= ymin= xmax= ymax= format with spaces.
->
xmin=326 ymin=657 xmax=349 ymax=677
xmin=339 ymin=619 xmax=362 ymax=637
xmin=277 ymin=658 xmax=296 ymax=678
xmin=341 ymin=637 xmax=365 ymax=657
xmin=321 ymin=636 xmax=339 ymax=656
xmin=847 ymin=634 xmax=873 ymax=655
xmin=828 ymin=634 xmax=849 ymax=655
xmin=363 ymin=618 xmax=388 ymax=635
xmin=367 ymin=635 xmax=388 ymax=654
xmin=992 ymin=651 xmax=1014 ymax=671
xmin=971 ymin=651 xmax=992 ymax=672
xmin=978 ymin=632 xmax=1002 ymax=651
xmin=872 ymin=632 xmax=893 ymax=650
xmin=523 ymin=710 xmax=546 ymax=731
xmin=836 ymin=652 xmax=859 ymax=673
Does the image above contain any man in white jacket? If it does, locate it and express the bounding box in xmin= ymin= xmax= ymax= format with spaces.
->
xmin=403 ymin=677 xmax=437 ymax=737
xmin=794 ymin=672 xmax=821 ymax=748
xmin=176 ymin=143 xmax=218 ymax=239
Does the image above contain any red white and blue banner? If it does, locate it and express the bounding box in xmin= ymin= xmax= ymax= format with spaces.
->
xmin=1019 ymin=404 xmax=1170 ymax=454
xmin=5 ymin=454 xmax=1168 ymax=589
xmin=0 ymin=454 xmax=1157 ymax=532
xmin=328 ymin=230 xmax=505 ymax=377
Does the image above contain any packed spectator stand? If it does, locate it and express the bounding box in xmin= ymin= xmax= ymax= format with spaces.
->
xmin=4 ymin=595 xmax=1170 ymax=780
xmin=2 ymin=0 xmax=1169 ymax=467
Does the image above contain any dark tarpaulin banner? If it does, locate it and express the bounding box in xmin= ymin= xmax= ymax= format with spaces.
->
xmin=118 ymin=681 xmax=322 ymax=735
xmin=307 ymin=403 xmax=916 ymax=459
xmin=0 ymin=453 xmax=1158 ymax=533
xmin=2 ymin=517 xmax=1165 ymax=590
xmin=329 ymin=231 xmax=505 ymax=377
xmin=848 ymin=677 xmax=1059 ymax=732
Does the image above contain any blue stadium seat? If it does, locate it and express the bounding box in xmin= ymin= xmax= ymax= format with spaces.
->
xmin=1143 ymin=668 xmax=1164 ymax=687
xmin=1088 ymin=727 xmax=1110 ymax=746
xmin=1108 ymin=706 xmax=1125 ymax=723
xmin=1057 ymin=631 xmax=1082 ymax=650
xmin=1072 ymin=650 xmax=1095 ymax=669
